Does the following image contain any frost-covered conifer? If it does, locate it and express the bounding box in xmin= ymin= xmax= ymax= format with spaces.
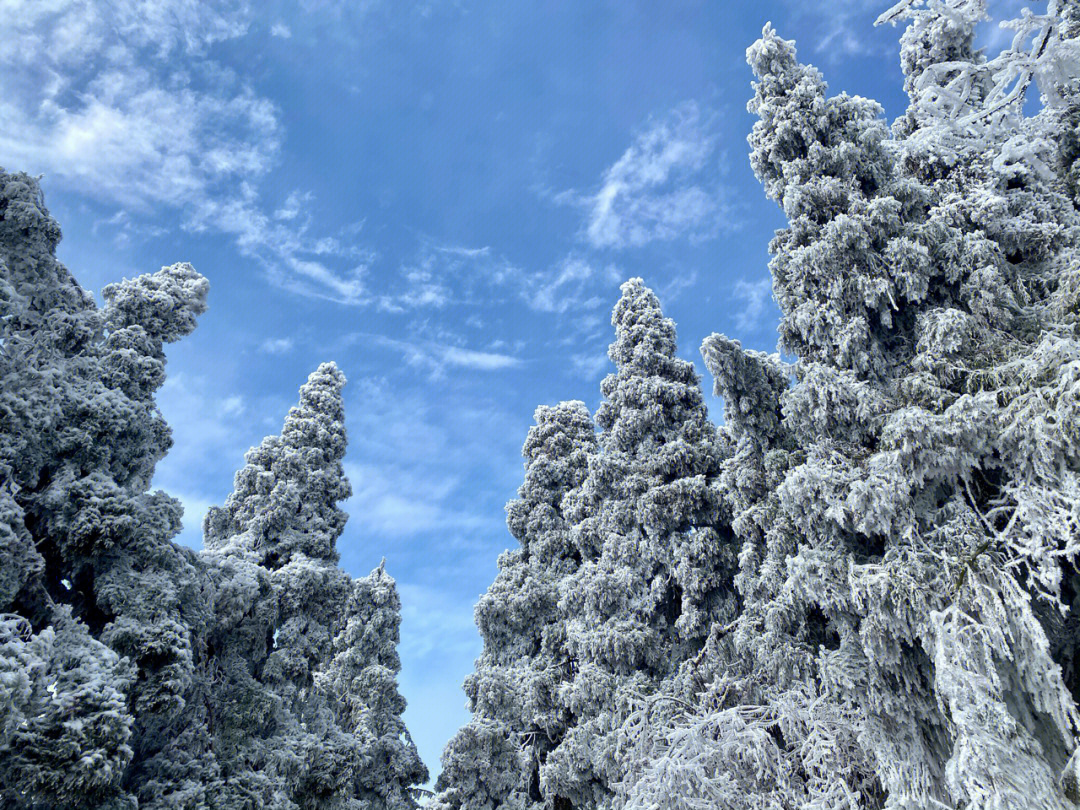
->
xmin=537 ymin=281 xmax=735 ymax=810
xmin=204 ymin=364 xmax=426 ymax=810
xmin=317 ymin=563 xmax=428 ymax=810
xmin=550 ymin=280 xmax=735 ymax=809
xmin=619 ymin=5 xmax=1080 ymax=809
xmin=0 ymin=169 xmax=212 ymax=808
xmin=0 ymin=170 xmax=424 ymax=809
xmin=439 ymin=281 xmax=736 ymax=810
xmin=433 ymin=401 xmax=597 ymax=810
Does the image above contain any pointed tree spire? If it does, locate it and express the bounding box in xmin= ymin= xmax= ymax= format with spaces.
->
xmin=205 ymin=361 xmax=351 ymax=566
xmin=537 ymin=280 xmax=734 ymax=810
xmin=435 ymin=401 xmax=597 ymax=810
xmin=202 ymin=364 xmax=426 ymax=810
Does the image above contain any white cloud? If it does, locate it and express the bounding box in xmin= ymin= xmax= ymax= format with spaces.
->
xmin=571 ymin=351 xmax=611 ymax=380
xmin=731 ymin=277 xmax=774 ymax=333
xmin=563 ymin=101 xmax=730 ymax=250
xmin=344 ymin=462 xmax=492 ymax=537
xmin=529 ymin=255 xmax=600 ymax=313
xmin=0 ymin=0 xmax=376 ymax=306
xmin=221 ymin=395 xmax=245 ymax=416
xmin=270 ymin=21 xmax=292 ymax=39
xmin=0 ymin=67 xmax=281 ymax=211
xmin=0 ymin=1 xmax=251 ymax=68
xmin=441 ymin=346 xmax=520 ymax=370
xmin=781 ymin=0 xmax=897 ymax=60
xmin=385 ymin=335 xmax=520 ymax=374
xmin=386 ymin=258 xmax=453 ymax=310
xmin=0 ymin=1 xmax=269 ymax=208
xmin=260 ymin=337 xmax=295 ymax=354
xmin=658 ymin=268 xmax=698 ymax=302
xmin=274 ymin=189 xmax=310 ymax=220
xmin=187 ymin=184 xmax=373 ymax=305
xmin=437 ymin=244 xmax=490 ymax=259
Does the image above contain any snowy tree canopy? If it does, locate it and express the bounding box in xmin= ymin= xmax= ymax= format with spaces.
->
xmin=622 ymin=4 xmax=1080 ymax=810
xmin=437 ymin=280 xmax=738 ymax=810
xmin=0 ymin=169 xmax=425 ymax=810
xmin=440 ymin=3 xmax=1080 ymax=810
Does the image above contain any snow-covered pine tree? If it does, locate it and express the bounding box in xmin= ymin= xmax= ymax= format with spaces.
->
xmin=433 ymin=401 xmax=597 ymax=810
xmin=0 ymin=170 xmax=425 ymax=809
xmin=620 ymin=4 xmax=1080 ymax=809
xmin=530 ymin=280 xmax=735 ymax=810
xmin=317 ymin=562 xmax=428 ymax=810
xmin=203 ymin=363 xmax=426 ymax=810
xmin=0 ymin=169 xmax=213 ymax=808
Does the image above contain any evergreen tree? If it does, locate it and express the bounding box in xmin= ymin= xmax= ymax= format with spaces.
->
xmin=433 ymin=401 xmax=597 ymax=810
xmin=204 ymin=364 xmax=426 ymax=810
xmin=0 ymin=170 xmax=425 ymax=809
xmin=620 ymin=6 xmax=1080 ymax=809
xmin=542 ymin=280 xmax=734 ymax=810
xmin=0 ymin=169 xmax=212 ymax=808
xmin=438 ymin=281 xmax=736 ymax=810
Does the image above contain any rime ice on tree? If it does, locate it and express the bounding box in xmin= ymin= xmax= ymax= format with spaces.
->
xmin=0 ymin=170 xmax=425 ymax=810
xmin=621 ymin=5 xmax=1080 ymax=809
xmin=437 ymin=281 xmax=737 ymax=810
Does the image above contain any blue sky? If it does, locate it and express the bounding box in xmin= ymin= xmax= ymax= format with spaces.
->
xmin=1 ymin=0 xmax=1023 ymax=782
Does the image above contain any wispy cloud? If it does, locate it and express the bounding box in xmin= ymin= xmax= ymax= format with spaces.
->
xmin=378 ymin=253 xmax=454 ymax=311
xmin=437 ymin=244 xmax=491 ymax=259
xmin=353 ymin=332 xmax=523 ymax=376
xmin=558 ymin=101 xmax=730 ymax=250
xmin=221 ymin=395 xmax=245 ymax=417
xmin=0 ymin=1 xmax=268 ymax=207
xmin=259 ymin=337 xmax=294 ymax=355
xmin=0 ymin=66 xmax=280 ymax=211
xmin=270 ymin=22 xmax=293 ymax=39
xmin=186 ymin=183 xmax=373 ymax=304
xmin=0 ymin=0 xmax=375 ymax=306
xmin=780 ymin=0 xmax=897 ymax=60
xmin=731 ymin=277 xmax=774 ymax=333
xmin=345 ymin=462 xmax=493 ymax=537
xmin=527 ymin=255 xmax=611 ymax=313
xmin=153 ymin=370 xmax=286 ymax=549
xmin=274 ymin=189 xmax=310 ymax=220
xmin=571 ymin=351 xmax=611 ymax=380
xmin=658 ymin=268 xmax=699 ymax=303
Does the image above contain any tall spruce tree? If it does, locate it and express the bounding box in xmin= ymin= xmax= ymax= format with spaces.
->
xmin=618 ymin=5 xmax=1080 ymax=809
xmin=541 ymin=280 xmax=734 ymax=810
xmin=0 ymin=170 xmax=425 ymax=809
xmin=433 ymin=401 xmax=597 ymax=810
xmin=437 ymin=280 xmax=736 ymax=810
xmin=204 ymin=363 xmax=427 ymax=810
xmin=0 ymin=169 xmax=212 ymax=808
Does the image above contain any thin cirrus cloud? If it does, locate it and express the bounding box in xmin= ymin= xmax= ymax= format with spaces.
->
xmin=559 ymin=101 xmax=731 ymax=250
xmin=779 ymin=0 xmax=899 ymax=60
xmin=0 ymin=0 xmax=374 ymax=306
xmin=260 ymin=336 xmax=295 ymax=354
xmin=351 ymin=332 xmax=523 ymax=377
xmin=527 ymin=255 xmax=614 ymax=314
xmin=731 ymin=276 xmax=774 ymax=333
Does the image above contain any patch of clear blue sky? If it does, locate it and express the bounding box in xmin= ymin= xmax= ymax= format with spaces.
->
xmin=14 ymin=0 xmax=1026 ymax=782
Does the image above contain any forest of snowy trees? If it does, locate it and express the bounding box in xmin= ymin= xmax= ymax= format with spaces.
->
xmin=2 ymin=0 xmax=1080 ymax=808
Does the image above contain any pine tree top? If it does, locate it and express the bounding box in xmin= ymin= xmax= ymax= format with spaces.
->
xmin=204 ymin=363 xmax=351 ymax=566
xmin=597 ymin=279 xmax=706 ymax=445
xmin=607 ymin=278 xmax=679 ymax=370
